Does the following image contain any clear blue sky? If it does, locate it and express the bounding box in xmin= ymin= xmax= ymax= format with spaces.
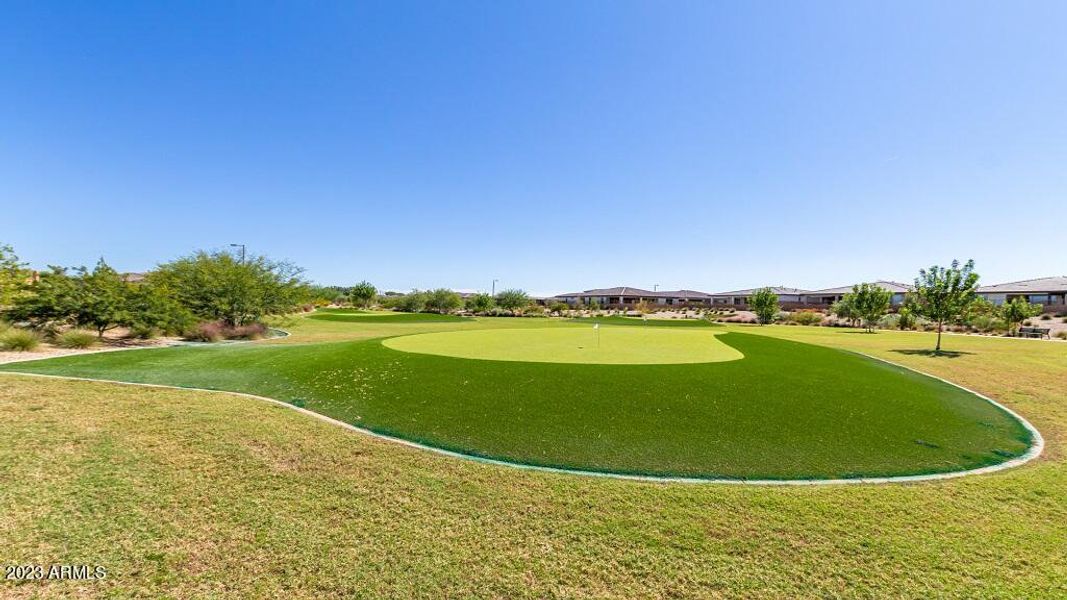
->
xmin=3 ymin=1 xmax=1065 ymax=295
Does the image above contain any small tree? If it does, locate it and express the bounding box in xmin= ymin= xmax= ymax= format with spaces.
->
xmin=349 ymin=281 xmax=377 ymax=308
xmin=466 ymin=293 xmax=495 ymax=313
xmin=1000 ymin=297 xmax=1042 ymax=336
xmin=71 ymin=259 xmax=130 ymax=337
xmin=830 ymin=296 xmax=858 ymax=327
xmin=6 ymin=266 xmax=79 ymax=331
xmin=750 ymin=288 xmax=779 ymax=325
xmin=912 ymin=259 xmax=980 ymax=353
xmin=151 ymin=250 xmax=308 ymax=326
xmin=0 ymin=243 xmax=31 ymax=307
xmin=425 ymin=288 xmax=462 ymax=314
xmin=897 ymin=305 xmax=917 ymax=330
xmin=495 ymin=289 xmax=530 ymax=313
xmin=846 ymin=283 xmax=892 ymax=333
xmin=548 ymin=301 xmax=570 ymax=315
xmin=396 ymin=290 xmax=427 ymax=313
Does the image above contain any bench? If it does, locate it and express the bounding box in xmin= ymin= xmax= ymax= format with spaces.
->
xmin=1018 ymin=326 xmax=1051 ymax=339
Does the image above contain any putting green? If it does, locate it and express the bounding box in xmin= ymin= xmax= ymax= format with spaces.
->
xmin=382 ymin=327 xmax=743 ymax=364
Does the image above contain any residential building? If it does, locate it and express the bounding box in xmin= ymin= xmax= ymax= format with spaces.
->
xmin=804 ymin=281 xmax=912 ymax=306
xmin=707 ymin=287 xmax=809 ymax=306
xmin=976 ymin=276 xmax=1067 ymax=308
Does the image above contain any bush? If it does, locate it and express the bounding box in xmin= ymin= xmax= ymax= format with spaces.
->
xmin=186 ymin=322 xmax=225 ymax=342
xmin=228 ymin=323 xmax=268 ymax=340
xmin=396 ymin=291 xmax=428 ymax=313
xmin=54 ymin=329 xmax=98 ymax=349
xmin=967 ymin=315 xmax=1007 ymax=333
xmin=127 ymin=324 xmax=158 ymax=340
xmin=787 ymin=310 xmax=824 ymax=326
xmin=1055 ymin=331 xmax=1067 ymax=340
xmin=0 ymin=328 xmax=41 ymax=351
xmin=1040 ymin=314 xmax=1052 ymax=320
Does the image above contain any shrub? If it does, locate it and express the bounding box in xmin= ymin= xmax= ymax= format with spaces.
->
xmin=186 ymin=322 xmax=225 ymax=342
xmin=54 ymin=329 xmax=98 ymax=349
xmin=0 ymin=328 xmax=41 ymax=351
xmin=1055 ymin=331 xmax=1067 ymax=340
xmin=127 ymin=324 xmax=158 ymax=340
xmin=1040 ymin=314 xmax=1052 ymax=320
xmin=788 ymin=310 xmax=824 ymax=326
xmin=396 ymin=291 xmax=428 ymax=313
xmin=228 ymin=323 xmax=268 ymax=340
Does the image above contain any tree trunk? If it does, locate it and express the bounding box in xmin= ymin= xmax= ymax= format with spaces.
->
xmin=935 ymin=321 xmax=943 ymax=352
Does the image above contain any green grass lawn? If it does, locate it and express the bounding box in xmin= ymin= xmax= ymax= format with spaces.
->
xmin=382 ymin=326 xmax=743 ymax=364
xmin=0 ymin=322 xmax=1032 ymax=479
xmin=0 ymin=320 xmax=1064 ymax=597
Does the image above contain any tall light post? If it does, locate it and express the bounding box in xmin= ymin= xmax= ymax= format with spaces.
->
xmin=654 ymin=284 xmax=659 ymax=292
xmin=230 ymin=243 xmax=246 ymax=263
xmin=492 ymin=279 xmax=499 ymax=296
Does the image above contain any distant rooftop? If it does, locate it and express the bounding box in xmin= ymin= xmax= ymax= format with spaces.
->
xmin=977 ymin=276 xmax=1067 ymax=294
xmin=806 ymin=280 xmax=913 ymax=296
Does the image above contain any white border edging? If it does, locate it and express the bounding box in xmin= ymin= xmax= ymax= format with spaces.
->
xmin=0 ymin=349 xmax=1044 ymax=486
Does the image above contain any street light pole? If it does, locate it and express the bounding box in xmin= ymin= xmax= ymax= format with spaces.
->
xmin=492 ymin=279 xmax=498 ymax=296
xmin=230 ymin=243 xmax=246 ymax=263
xmin=654 ymin=284 xmax=659 ymax=292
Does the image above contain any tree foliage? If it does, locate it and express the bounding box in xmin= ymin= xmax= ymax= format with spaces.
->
xmin=1000 ymin=297 xmax=1041 ymax=336
xmin=0 ymin=242 xmax=31 ymax=307
xmin=425 ymin=288 xmax=462 ymax=314
xmin=465 ymin=293 xmax=495 ymax=313
xmin=349 ymin=281 xmax=377 ymax=308
xmin=844 ymin=283 xmax=892 ymax=333
xmin=750 ymin=288 xmax=779 ymax=325
xmin=495 ymin=289 xmax=530 ymax=312
xmin=912 ymin=259 xmax=980 ymax=352
xmin=150 ymin=250 xmax=308 ymax=326
xmin=396 ymin=290 xmax=427 ymax=313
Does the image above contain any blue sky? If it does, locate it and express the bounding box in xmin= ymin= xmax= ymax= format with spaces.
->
xmin=3 ymin=1 xmax=1065 ymax=295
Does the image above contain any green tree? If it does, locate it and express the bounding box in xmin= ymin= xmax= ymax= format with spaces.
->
xmin=750 ymin=288 xmax=779 ymax=325
xmin=0 ymin=242 xmax=31 ymax=307
xmin=150 ymin=250 xmax=308 ymax=326
xmin=830 ymin=297 xmax=858 ymax=327
xmin=548 ymin=301 xmax=570 ymax=315
xmin=124 ymin=281 xmax=195 ymax=336
xmin=1000 ymin=297 xmax=1042 ymax=336
xmin=465 ymin=293 xmax=495 ymax=313
xmin=396 ymin=290 xmax=427 ymax=313
xmin=425 ymin=288 xmax=462 ymax=313
xmin=845 ymin=283 xmax=892 ymax=333
xmin=896 ymin=305 xmax=917 ymax=330
xmin=349 ymin=281 xmax=377 ymax=308
xmin=495 ymin=289 xmax=530 ymax=313
xmin=6 ymin=266 xmax=78 ymax=331
xmin=70 ymin=259 xmax=130 ymax=337
xmin=912 ymin=259 xmax=980 ymax=353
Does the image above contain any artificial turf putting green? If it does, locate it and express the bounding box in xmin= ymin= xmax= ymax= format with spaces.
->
xmin=383 ymin=327 xmax=743 ymax=364
xmin=0 ymin=330 xmax=1032 ymax=480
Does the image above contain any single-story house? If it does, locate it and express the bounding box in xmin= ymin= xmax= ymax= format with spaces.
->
xmin=804 ymin=280 xmax=912 ymax=306
xmin=976 ymin=276 xmax=1067 ymax=309
xmin=554 ymin=287 xmax=715 ymax=307
xmin=707 ymin=287 xmax=809 ymax=306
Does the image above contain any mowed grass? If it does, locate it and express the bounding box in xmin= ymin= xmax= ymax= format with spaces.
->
xmin=383 ymin=327 xmax=743 ymax=364
xmin=0 ymin=326 xmax=1031 ymax=479
xmin=0 ymin=323 xmax=1064 ymax=597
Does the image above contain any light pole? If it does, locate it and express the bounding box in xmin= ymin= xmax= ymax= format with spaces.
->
xmin=230 ymin=243 xmax=246 ymax=263
xmin=654 ymin=284 xmax=659 ymax=292
xmin=492 ymin=279 xmax=499 ymax=296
